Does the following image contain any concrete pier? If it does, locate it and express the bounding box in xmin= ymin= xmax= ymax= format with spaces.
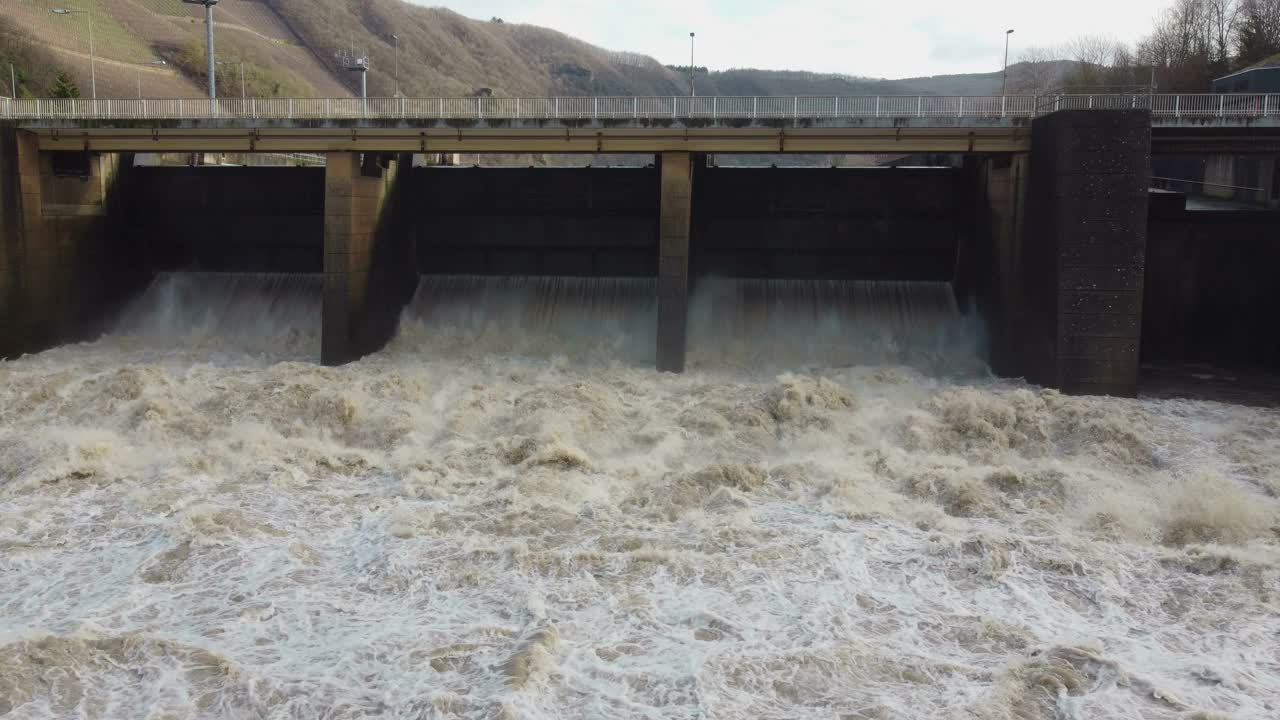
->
xmin=321 ymin=152 xmax=417 ymax=366
xmin=0 ymin=128 xmax=143 ymax=359
xmin=1028 ymin=110 xmax=1151 ymax=396
xmin=657 ymin=151 xmax=693 ymax=373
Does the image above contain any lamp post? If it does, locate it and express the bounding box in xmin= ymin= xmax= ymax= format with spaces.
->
xmin=392 ymin=34 xmax=400 ymax=97
xmin=135 ymin=60 xmax=167 ymax=99
xmin=217 ymin=60 xmax=245 ymax=100
xmin=1001 ymin=29 xmax=1015 ymax=96
xmin=51 ymin=8 xmax=95 ymax=100
xmin=183 ymin=0 xmax=219 ymax=100
xmin=689 ymin=32 xmax=696 ymax=97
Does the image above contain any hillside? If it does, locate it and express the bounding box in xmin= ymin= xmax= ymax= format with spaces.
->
xmin=1 ymin=0 xmax=1065 ymax=100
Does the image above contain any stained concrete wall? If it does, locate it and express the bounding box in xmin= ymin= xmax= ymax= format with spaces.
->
xmin=692 ymin=166 xmax=966 ymax=281
xmin=0 ymin=126 xmax=145 ymax=360
xmin=1025 ymin=110 xmax=1151 ymax=396
xmin=411 ymin=167 xmax=658 ymax=277
xmin=1145 ymin=199 xmax=1280 ymax=369
xmin=135 ymin=167 xmax=325 ymax=273
xmin=322 ymin=152 xmax=418 ymax=366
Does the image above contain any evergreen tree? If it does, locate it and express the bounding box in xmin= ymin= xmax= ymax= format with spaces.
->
xmin=50 ymin=71 xmax=80 ymax=98
xmin=1236 ymin=9 xmax=1280 ymax=67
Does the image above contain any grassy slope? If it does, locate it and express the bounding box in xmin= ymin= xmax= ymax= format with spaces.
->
xmin=1 ymin=0 xmax=1031 ymax=100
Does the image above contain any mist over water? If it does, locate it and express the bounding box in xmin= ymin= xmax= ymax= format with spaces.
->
xmin=109 ymin=272 xmax=323 ymax=361
xmin=1 ymin=271 xmax=1278 ymax=719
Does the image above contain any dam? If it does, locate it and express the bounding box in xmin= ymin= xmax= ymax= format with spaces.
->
xmin=2 ymin=97 xmax=1280 ymax=719
xmin=3 ymin=95 xmax=1280 ymax=394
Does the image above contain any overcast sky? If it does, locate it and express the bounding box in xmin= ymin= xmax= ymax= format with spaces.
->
xmin=411 ymin=0 xmax=1170 ymax=78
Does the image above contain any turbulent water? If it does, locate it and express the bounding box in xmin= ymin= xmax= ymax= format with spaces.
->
xmin=1 ymin=273 xmax=1278 ymax=720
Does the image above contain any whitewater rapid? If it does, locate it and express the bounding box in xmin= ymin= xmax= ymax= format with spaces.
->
xmin=1 ymin=274 xmax=1277 ymax=719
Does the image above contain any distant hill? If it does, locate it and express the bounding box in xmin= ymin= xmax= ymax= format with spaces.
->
xmin=0 ymin=0 xmax=1075 ymax=100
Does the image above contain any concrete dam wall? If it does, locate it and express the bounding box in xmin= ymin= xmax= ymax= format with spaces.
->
xmin=4 ymin=110 xmax=1278 ymax=395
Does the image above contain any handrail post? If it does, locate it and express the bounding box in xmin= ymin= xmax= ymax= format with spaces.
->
xmin=958 ymin=96 xmax=963 ymax=118
xmin=1001 ymin=95 xmax=1006 ymax=118
xmin=440 ymin=97 xmax=445 ymax=118
xmin=1175 ymin=95 xmax=1180 ymax=118
xmin=515 ymin=97 xmax=520 ymax=119
xmin=401 ymin=96 xmax=406 ymax=119
xmin=793 ymin=96 xmax=798 ymax=121
xmin=1088 ymin=95 xmax=1093 ymax=109
xmin=326 ymin=98 xmax=331 ymax=118
xmin=875 ymin=96 xmax=880 ymax=117
xmin=594 ymin=96 xmax=598 ymax=120
xmin=1219 ymin=94 xmax=1225 ymax=117
xmin=673 ymin=96 xmax=677 ymax=119
xmin=288 ymin=98 xmax=293 ymax=119
xmin=917 ymin=96 xmax=922 ymax=117
xmin=634 ymin=96 xmax=638 ymax=119
xmin=834 ymin=96 xmax=839 ymax=117
xmin=752 ymin=96 xmax=757 ymax=120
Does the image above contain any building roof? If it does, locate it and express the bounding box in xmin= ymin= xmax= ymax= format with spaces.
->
xmin=1215 ymin=53 xmax=1280 ymax=82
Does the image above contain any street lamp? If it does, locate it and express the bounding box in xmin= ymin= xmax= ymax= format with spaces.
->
xmin=217 ymin=60 xmax=245 ymax=100
xmin=135 ymin=60 xmax=167 ymax=99
xmin=1001 ymin=29 xmax=1015 ymax=96
xmin=689 ymin=32 xmax=696 ymax=97
xmin=183 ymin=0 xmax=219 ymax=100
xmin=392 ymin=34 xmax=400 ymax=97
xmin=51 ymin=8 xmax=95 ymax=100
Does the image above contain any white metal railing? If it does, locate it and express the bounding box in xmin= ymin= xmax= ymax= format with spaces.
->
xmin=2 ymin=95 xmax=1275 ymax=121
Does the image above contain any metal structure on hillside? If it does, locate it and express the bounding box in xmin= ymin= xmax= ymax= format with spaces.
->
xmin=337 ymin=48 xmax=371 ymax=104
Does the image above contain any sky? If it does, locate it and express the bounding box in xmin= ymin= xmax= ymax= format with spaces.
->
xmin=410 ymin=0 xmax=1170 ymax=79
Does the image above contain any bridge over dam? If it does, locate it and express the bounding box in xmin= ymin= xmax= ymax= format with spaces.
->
xmin=2 ymin=95 xmax=1278 ymax=395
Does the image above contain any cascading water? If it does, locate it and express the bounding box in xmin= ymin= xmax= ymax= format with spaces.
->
xmin=1 ymin=269 xmax=1277 ymax=720
xmin=107 ymin=272 xmax=323 ymax=361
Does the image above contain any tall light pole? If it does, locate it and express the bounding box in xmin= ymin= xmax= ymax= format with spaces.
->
xmin=51 ymin=9 xmax=95 ymax=100
xmin=183 ymin=0 xmax=219 ymax=100
xmin=689 ymin=32 xmax=696 ymax=97
xmin=217 ymin=60 xmax=245 ymax=100
xmin=135 ymin=60 xmax=167 ymax=99
xmin=392 ymin=34 xmax=400 ymax=97
xmin=1001 ymin=29 xmax=1015 ymax=96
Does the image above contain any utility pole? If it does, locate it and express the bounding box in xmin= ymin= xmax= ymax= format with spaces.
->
xmin=689 ymin=32 xmax=696 ymax=97
xmin=183 ymin=0 xmax=220 ymax=100
xmin=392 ymin=34 xmax=400 ymax=97
xmin=1001 ymin=29 xmax=1014 ymax=96
xmin=135 ymin=60 xmax=167 ymax=99
xmin=51 ymin=8 xmax=96 ymax=99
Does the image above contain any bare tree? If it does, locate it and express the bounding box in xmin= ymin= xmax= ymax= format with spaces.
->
xmin=1009 ymin=45 xmax=1062 ymax=94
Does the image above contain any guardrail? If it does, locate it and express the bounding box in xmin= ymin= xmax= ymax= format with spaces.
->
xmin=1 ymin=95 xmax=1276 ymax=121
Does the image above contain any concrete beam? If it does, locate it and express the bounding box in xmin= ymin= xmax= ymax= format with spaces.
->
xmin=29 ymin=126 xmax=1032 ymax=155
xmin=657 ymin=151 xmax=693 ymax=373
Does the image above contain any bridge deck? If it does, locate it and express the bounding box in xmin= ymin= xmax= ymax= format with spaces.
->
xmin=7 ymin=95 xmax=1280 ymax=154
